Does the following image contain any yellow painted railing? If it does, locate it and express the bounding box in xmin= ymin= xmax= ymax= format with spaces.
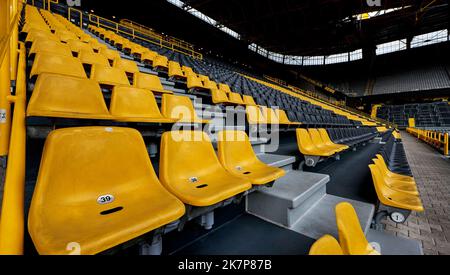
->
xmin=407 ymin=128 xmax=449 ymax=156
xmin=62 ymin=6 xmax=203 ymax=60
xmin=0 ymin=42 xmax=26 ymax=255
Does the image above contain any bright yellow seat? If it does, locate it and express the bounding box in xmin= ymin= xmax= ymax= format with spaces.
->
xmin=28 ymin=127 xmax=185 ymax=255
xmin=260 ymin=106 xmax=280 ymax=124
xmin=218 ymin=83 xmax=232 ymax=94
xmin=275 ymin=109 xmax=301 ymax=125
xmin=182 ymin=66 xmax=194 ymax=76
xmin=374 ymin=155 xmax=415 ymax=182
xmin=308 ymin=129 xmax=342 ymax=154
xmin=91 ymin=65 xmax=130 ymax=87
xmin=217 ymin=131 xmax=285 ymax=185
xmin=30 ymin=53 xmax=87 ymax=79
xmin=89 ymin=40 xmax=108 ymax=53
xmin=187 ymin=73 xmax=206 ymax=90
xmin=27 ymin=73 xmax=112 ymax=120
xmin=161 ymin=94 xmax=209 ymax=124
xmin=369 ymin=165 xmax=424 ymax=212
xmin=159 ymin=131 xmax=252 ymax=207
xmin=67 ymin=39 xmax=94 ymax=54
xmin=25 ymin=29 xmax=58 ymax=44
xmin=113 ymin=58 xmax=140 ymax=74
xmin=99 ymin=48 xmax=121 ymax=63
xmin=336 ymin=202 xmax=380 ymax=255
xmin=153 ymin=55 xmax=168 ymax=70
xmin=296 ymin=129 xmax=335 ymax=157
xmin=211 ymin=89 xmax=231 ymax=104
xmin=168 ymin=61 xmax=186 ymax=80
xmin=228 ymin=92 xmax=245 ymax=105
xmin=243 ymin=95 xmax=257 ymax=106
xmin=134 ymin=73 xmax=173 ymax=95
xmin=29 ymin=39 xmax=73 ymax=57
xmin=54 ymin=30 xmax=78 ymax=43
xmin=309 ymin=235 xmax=344 ymax=255
xmin=318 ymin=129 xmax=349 ymax=152
xmin=141 ymin=51 xmax=158 ymax=64
xmin=78 ymin=50 xmax=111 ymax=67
xmin=372 ymin=159 xmax=418 ymax=195
xmin=110 ymin=86 xmax=177 ymax=124
xmin=203 ymin=79 xmax=218 ymax=91
xmin=246 ymin=105 xmax=266 ymax=125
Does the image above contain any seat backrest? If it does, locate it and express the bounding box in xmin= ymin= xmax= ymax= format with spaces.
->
xmin=296 ymin=128 xmax=318 ymax=152
xmin=309 ymin=235 xmax=344 ymax=255
xmin=113 ymin=58 xmax=139 ymax=74
xmin=109 ymin=86 xmax=170 ymax=121
xmin=336 ymin=202 xmax=377 ymax=255
xmin=99 ymin=48 xmax=121 ymax=62
xmin=91 ymin=65 xmax=130 ymax=87
xmin=161 ymin=94 xmax=202 ymax=122
xmin=246 ymin=105 xmax=265 ymax=124
xmin=30 ymin=53 xmax=87 ymax=79
xmin=159 ymin=130 xmax=226 ymax=190
xmin=211 ymin=88 xmax=229 ymax=104
xmin=135 ymin=73 xmax=164 ymax=91
xmin=217 ymin=131 xmax=259 ymax=172
xmin=78 ymin=50 xmax=110 ymax=67
xmin=27 ymin=73 xmax=111 ymax=119
xmin=29 ymin=39 xmax=73 ymax=57
xmin=243 ymin=95 xmax=257 ymax=106
xmin=67 ymin=39 xmax=94 ymax=54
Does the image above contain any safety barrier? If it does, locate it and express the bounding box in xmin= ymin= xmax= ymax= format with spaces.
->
xmin=407 ymin=128 xmax=449 ymax=156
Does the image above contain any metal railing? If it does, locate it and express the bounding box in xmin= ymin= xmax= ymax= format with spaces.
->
xmin=0 ymin=0 xmax=25 ymax=255
xmin=407 ymin=127 xmax=449 ymax=156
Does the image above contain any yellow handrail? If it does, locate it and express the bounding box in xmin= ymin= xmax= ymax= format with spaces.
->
xmin=407 ymin=127 xmax=449 ymax=156
xmin=0 ymin=42 xmax=26 ymax=255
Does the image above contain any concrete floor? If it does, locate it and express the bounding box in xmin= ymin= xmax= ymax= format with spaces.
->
xmin=382 ymin=132 xmax=450 ymax=255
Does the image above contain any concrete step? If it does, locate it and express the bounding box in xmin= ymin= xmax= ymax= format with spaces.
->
xmin=246 ymin=171 xmax=330 ymax=227
xmin=257 ymin=154 xmax=297 ymax=171
xmin=290 ymin=195 xmax=375 ymax=240
xmin=366 ymin=229 xmax=423 ymax=255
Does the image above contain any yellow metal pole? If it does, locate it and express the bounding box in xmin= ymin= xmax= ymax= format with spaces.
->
xmin=445 ymin=133 xmax=449 ymax=156
xmin=10 ymin=0 xmax=18 ymax=81
xmin=0 ymin=42 xmax=26 ymax=255
xmin=0 ymin=0 xmax=12 ymax=156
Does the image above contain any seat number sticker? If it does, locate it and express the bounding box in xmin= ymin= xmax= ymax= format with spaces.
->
xmin=97 ymin=194 xmax=115 ymax=205
xmin=0 ymin=109 xmax=6 ymax=123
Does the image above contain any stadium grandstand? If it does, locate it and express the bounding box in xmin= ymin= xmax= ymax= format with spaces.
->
xmin=0 ymin=0 xmax=449 ymax=260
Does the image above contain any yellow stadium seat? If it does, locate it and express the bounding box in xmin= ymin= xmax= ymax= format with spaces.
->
xmin=30 ymin=53 xmax=87 ymax=79
xmin=141 ymin=50 xmax=158 ymax=65
xmin=28 ymin=127 xmax=185 ymax=255
xmin=168 ymin=61 xmax=186 ymax=80
xmin=260 ymin=106 xmax=280 ymax=124
xmin=91 ymin=65 xmax=131 ymax=87
xmin=203 ymin=79 xmax=218 ymax=91
xmin=159 ymin=131 xmax=252 ymax=206
xmin=29 ymin=39 xmax=73 ymax=58
xmin=27 ymin=73 xmax=111 ymax=120
xmin=336 ymin=202 xmax=380 ymax=255
xmin=25 ymin=28 xmax=58 ymax=45
xmin=374 ymin=155 xmax=415 ymax=182
xmin=187 ymin=73 xmax=207 ymax=90
xmin=211 ymin=89 xmax=231 ymax=105
xmin=99 ymin=48 xmax=121 ymax=64
xmin=318 ymin=129 xmax=349 ymax=152
xmin=153 ymin=55 xmax=169 ymax=71
xmin=309 ymin=235 xmax=344 ymax=255
xmin=113 ymin=58 xmax=140 ymax=74
xmin=275 ymin=109 xmax=301 ymax=125
xmin=217 ymin=131 xmax=285 ymax=185
xmin=373 ymin=159 xmax=419 ymax=196
xmin=243 ymin=95 xmax=257 ymax=106
xmin=110 ymin=86 xmax=177 ymax=124
xmin=54 ymin=30 xmax=78 ymax=43
xmin=296 ymin=129 xmax=336 ymax=157
xmin=78 ymin=50 xmax=111 ymax=67
xmin=161 ymin=94 xmax=210 ymax=124
xmin=369 ymin=165 xmax=424 ymax=212
xmin=89 ymin=40 xmax=108 ymax=53
xmin=246 ymin=105 xmax=266 ymax=124
xmin=228 ymin=92 xmax=245 ymax=105
xmin=218 ymin=83 xmax=232 ymax=94
xmin=67 ymin=39 xmax=94 ymax=55
xmin=182 ymin=66 xmax=194 ymax=76
xmin=134 ymin=73 xmax=173 ymax=95
xmin=308 ymin=129 xmax=344 ymax=154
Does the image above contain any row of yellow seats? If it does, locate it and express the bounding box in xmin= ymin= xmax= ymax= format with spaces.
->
xmin=309 ymin=202 xmax=380 ymax=255
xmin=28 ymin=128 xmax=285 ymax=254
xmin=296 ymin=128 xmax=349 ymax=157
xmin=88 ymin=25 xmax=260 ymax=109
xmin=369 ymin=155 xmax=424 ymax=212
xmin=28 ymin=73 xmax=211 ymax=124
xmin=89 ymin=26 xmax=170 ymax=73
xmin=246 ymin=105 xmax=300 ymax=126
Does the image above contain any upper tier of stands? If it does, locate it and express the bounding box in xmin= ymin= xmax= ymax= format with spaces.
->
xmin=377 ymin=102 xmax=450 ymax=129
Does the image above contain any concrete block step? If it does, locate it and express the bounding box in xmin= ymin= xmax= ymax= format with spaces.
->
xmin=258 ymin=154 xmax=297 ymax=170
